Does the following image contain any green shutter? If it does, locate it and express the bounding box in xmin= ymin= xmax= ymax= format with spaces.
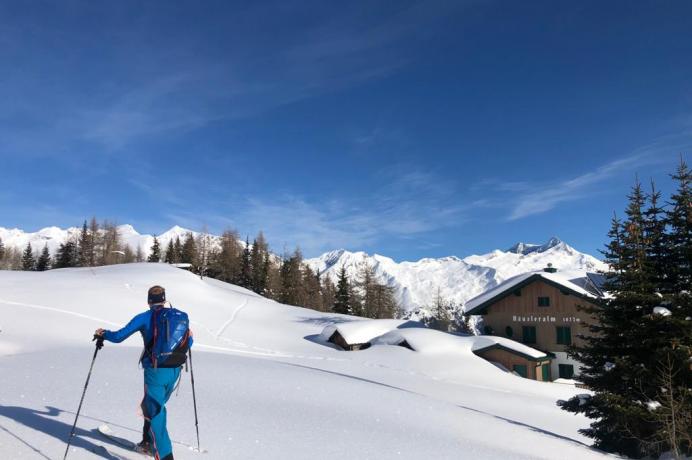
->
xmin=556 ymin=326 xmax=572 ymax=345
xmin=512 ymin=364 xmax=527 ymax=378
xmin=541 ymin=364 xmax=550 ymax=381
xmin=522 ymin=326 xmax=536 ymax=344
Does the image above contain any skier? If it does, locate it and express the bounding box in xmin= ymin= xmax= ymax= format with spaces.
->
xmin=94 ymin=285 xmax=192 ymax=460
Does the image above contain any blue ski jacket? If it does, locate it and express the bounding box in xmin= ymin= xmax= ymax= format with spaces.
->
xmin=102 ymin=305 xmax=193 ymax=368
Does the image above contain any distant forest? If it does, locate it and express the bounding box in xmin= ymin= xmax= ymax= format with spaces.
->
xmin=0 ymin=220 xmax=469 ymax=332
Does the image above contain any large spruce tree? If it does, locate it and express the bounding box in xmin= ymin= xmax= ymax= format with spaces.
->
xmin=561 ymin=168 xmax=692 ymax=458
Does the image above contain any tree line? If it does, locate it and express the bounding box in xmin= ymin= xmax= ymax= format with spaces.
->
xmin=560 ymin=158 xmax=691 ymax=458
xmin=0 ymin=220 xmax=404 ymax=320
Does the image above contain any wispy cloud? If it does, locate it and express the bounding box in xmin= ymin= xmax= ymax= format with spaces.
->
xmin=223 ymin=167 xmax=474 ymax=256
xmin=0 ymin=2 xmax=463 ymax=157
xmin=506 ymin=148 xmax=675 ymax=221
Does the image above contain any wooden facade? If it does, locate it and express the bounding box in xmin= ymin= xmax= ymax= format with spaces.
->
xmin=466 ymin=273 xmax=601 ymax=380
xmin=474 ymin=346 xmax=552 ymax=381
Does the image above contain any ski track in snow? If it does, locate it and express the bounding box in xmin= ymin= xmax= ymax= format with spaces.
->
xmin=0 ymin=298 xmax=121 ymax=327
xmin=214 ymin=298 xmax=248 ymax=338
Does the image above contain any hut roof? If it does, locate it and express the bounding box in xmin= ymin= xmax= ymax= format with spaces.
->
xmin=464 ymin=270 xmax=600 ymax=315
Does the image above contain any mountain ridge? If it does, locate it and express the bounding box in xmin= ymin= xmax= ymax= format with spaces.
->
xmin=0 ymin=224 xmax=607 ymax=313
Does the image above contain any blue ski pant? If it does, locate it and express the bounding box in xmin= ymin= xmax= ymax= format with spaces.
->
xmin=141 ymin=367 xmax=181 ymax=460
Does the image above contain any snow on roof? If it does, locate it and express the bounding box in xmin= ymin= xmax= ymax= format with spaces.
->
xmin=464 ymin=269 xmax=597 ymax=314
xmin=372 ymin=328 xmax=473 ymax=354
xmin=320 ymin=319 xmax=422 ymax=345
xmin=370 ymin=328 xmax=548 ymax=360
xmin=471 ymin=335 xmax=548 ymax=360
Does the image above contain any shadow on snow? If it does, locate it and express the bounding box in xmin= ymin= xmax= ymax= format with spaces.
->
xmin=0 ymin=404 xmax=128 ymax=459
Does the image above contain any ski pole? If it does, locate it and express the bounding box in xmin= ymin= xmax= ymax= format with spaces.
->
xmin=189 ymin=348 xmax=200 ymax=451
xmin=63 ymin=334 xmax=104 ymax=460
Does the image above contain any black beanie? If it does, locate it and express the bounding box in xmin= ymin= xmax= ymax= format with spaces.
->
xmin=148 ymin=285 xmax=166 ymax=304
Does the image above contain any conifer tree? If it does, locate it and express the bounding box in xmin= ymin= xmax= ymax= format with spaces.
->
xmin=0 ymin=236 xmax=4 ymax=261
xmin=301 ymin=265 xmax=323 ymax=311
xmin=77 ymin=220 xmax=91 ymax=267
xmin=561 ymin=171 xmax=692 ymax=458
xmin=36 ymin=244 xmax=51 ymax=271
xmin=173 ymin=236 xmax=183 ymax=264
xmin=164 ymin=239 xmax=176 ymax=264
xmin=643 ymin=180 xmax=667 ymax=291
xmin=279 ymin=249 xmax=303 ymax=306
xmin=664 ymin=157 xmax=691 ymax=293
xmin=320 ymin=276 xmax=336 ymax=312
xmin=54 ymin=241 xmax=78 ymax=268
xmin=181 ymin=233 xmax=197 ymax=266
xmin=239 ymin=237 xmax=252 ymax=288
xmin=333 ymin=266 xmax=352 ymax=315
xmin=250 ymin=232 xmax=269 ymax=295
xmin=21 ymin=243 xmax=36 ymax=271
xmin=148 ymin=237 xmax=161 ymax=262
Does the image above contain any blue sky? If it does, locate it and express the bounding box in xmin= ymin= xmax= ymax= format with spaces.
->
xmin=1 ymin=0 xmax=691 ymax=260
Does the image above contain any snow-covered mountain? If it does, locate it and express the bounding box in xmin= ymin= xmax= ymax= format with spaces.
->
xmin=0 ymin=224 xmax=207 ymax=257
xmin=1 ymin=225 xmax=607 ymax=314
xmin=305 ymin=237 xmax=607 ymax=314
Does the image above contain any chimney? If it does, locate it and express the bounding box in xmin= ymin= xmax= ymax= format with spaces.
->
xmin=543 ymin=263 xmax=557 ymax=273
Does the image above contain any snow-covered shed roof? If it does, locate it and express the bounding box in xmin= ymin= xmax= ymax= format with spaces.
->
xmin=371 ymin=328 xmax=471 ymax=354
xmin=370 ymin=328 xmax=549 ymax=361
xmin=471 ymin=335 xmax=549 ymax=361
xmin=464 ymin=269 xmax=600 ymax=315
xmin=320 ymin=319 xmax=422 ymax=345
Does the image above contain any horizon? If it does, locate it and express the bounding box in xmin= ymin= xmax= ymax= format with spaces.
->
xmin=0 ymin=222 xmax=595 ymax=262
xmin=1 ymin=1 xmax=691 ymax=259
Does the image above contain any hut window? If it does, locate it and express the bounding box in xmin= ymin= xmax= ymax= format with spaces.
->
xmin=556 ymin=326 xmax=572 ymax=345
xmin=538 ymin=296 xmax=550 ymax=307
xmin=558 ymin=364 xmax=575 ymax=379
xmin=522 ymin=326 xmax=537 ymax=344
xmin=513 ymin=289 xmax=522 ymax=297
xmin=505 ymin=326 xmax=513 ymax=338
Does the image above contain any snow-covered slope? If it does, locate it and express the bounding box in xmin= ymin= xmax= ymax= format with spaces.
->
xmin=306 ymin=237 xmax=607 ymax=314
xmin=0 ymin=263 xmax=611 ymax=459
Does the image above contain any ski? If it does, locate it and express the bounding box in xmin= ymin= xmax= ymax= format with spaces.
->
xmin=98 ymin=423 xmax=208 ymax=455
xmin=97 ymin=424 xmax=139 ymax=451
